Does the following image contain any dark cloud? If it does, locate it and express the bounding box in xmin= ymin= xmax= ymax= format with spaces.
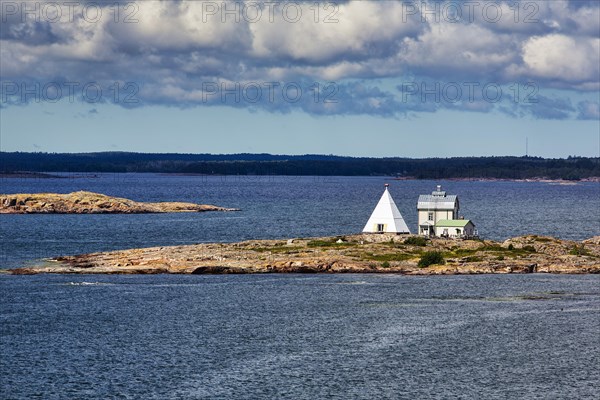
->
xmin=0 ymin=19 xmax=62 ymax=45
xmin=526 ymin=95 xmax=576 ymax=120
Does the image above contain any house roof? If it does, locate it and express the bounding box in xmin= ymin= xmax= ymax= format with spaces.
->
xmin=435 ymin=219 xmax=473 ymax=228
xmin=417 ymin=194 xmax=458 ymax=210
xmin=363 ymin=187 xmax=411 ymax=234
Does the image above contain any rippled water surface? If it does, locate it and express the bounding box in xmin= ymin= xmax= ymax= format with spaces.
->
xmin=1 ymin=174 xmax=598 ymax=268
xmin=1 ymin=274 xmax=599 ymax=399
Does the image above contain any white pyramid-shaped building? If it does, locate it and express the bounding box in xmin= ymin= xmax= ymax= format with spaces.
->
xmin=362 ymin=184 xmax=411 ymax=234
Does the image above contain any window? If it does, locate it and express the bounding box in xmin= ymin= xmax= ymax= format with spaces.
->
xmin=377 ymin=224 xmax=385 ymax=233
xmin=428 ymin=212 xmax=434 ymax=221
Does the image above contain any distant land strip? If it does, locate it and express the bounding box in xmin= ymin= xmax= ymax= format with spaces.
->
xmin=0 ymin=191 xmax=239 ymax=214
xmin=1 ymin=152 xmax=599 ymax=180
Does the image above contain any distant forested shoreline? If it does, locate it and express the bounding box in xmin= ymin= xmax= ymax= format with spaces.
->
xmin=1 ymin=152 xmax=599 ymax=180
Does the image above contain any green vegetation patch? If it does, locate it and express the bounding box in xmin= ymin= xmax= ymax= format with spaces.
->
xmin=522 ymin=245 xmax=537 ymax=253
xmin=404 ymin=236 xmax=428 ymax=246
xmin=383 ymin=243 xmax=407 ymax=250
xmin=477 ymin=244 xmax=537 ymax=258
xmin=482 ymin=244 xmax=506 ymax=252
xmin=462 ymin=256 xmax=484 ymax=262
xmin=418 ymin=251 xmax=445 ymax=268
xmin=352 ymin=251 xmax=418 ymax=262
xmin=440 ymin=243 xmax=539 ymax=261
xmin=569 ymin=245 xmax=592 ymax=257
xmin=533 ymin=237 xmax=554 ymax=243
xmin=307 ymin=238 xmax=357 ymax=248
xmin=447 ymin=248 xmax=479 ymax=257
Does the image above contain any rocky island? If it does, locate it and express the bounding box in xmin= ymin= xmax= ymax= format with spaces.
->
xmin=9 ymin=234 xmax=600 ymax=275
xmin=0 ymin=191 xmax=239 ymax=214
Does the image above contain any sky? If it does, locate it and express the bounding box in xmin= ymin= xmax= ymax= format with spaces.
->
xmin=1 ymin=0 xmax=599 ymax=157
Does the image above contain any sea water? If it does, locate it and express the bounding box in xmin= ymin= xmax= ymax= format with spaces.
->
xmin=1 ymin=274 xmax=598 ymax=399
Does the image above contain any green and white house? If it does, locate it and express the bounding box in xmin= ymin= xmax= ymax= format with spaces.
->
xmin=433 ymin=219 xmax=476 ymax=238
xmin=417 ymin=185 xmax=477 ymax=238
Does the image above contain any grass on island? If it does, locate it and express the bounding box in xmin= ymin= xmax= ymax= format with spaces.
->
xmin=251 ymin=246 xmax=305 ymax=254
xmin=531 ymin=236 xmax=555 ymax=243
xmin=353 ymin=251 xmax=420 ymax=263
xmin=403 ymin=236 xmax=429 ymax=246
xmin=459 ymin=256 xmax=484 ymax=263
xmin=418 ymin=251 xmax=446 ymax=268
xmin=569 ymin=245 xmax=592 ymax=257
xmin=442 ymin=243 xmax=538 ymax=260
xmin=243 ymin=235 xmax=589 ymax=265
xmin=307 ymin=238 xmax=358 ymax=248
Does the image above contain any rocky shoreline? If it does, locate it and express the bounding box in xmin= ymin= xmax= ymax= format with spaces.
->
xmin=8 ymin=234 xmax=600 ymax=275
xmin=0 ymin=191 xmax=239 ymax=214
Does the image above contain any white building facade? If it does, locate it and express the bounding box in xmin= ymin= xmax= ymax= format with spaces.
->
xmin=417 ymin=185 xmax=460 ymax=237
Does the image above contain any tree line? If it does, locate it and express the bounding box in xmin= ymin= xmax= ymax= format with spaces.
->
xmin=1 ymin=152 xmax=598 ymax=180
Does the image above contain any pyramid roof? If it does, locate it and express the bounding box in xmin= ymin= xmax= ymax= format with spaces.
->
xmin=362 ymin=186 xmax=411 ymax=234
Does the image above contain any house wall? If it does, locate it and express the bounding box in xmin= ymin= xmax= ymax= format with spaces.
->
xmin=435 ymin=226 xmax=456 ymax=237
xmin=434 ymin=223 xmax=475 ymax=237
xmin=422 ymin=226 xmax=439 ymax=236
xmin=464 ymin=224 xmax=475 ymax=236
xmin=417 ymin=209 xmax=457 ymax=228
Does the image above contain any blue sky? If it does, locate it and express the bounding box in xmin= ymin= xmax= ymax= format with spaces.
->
xmin=1 ymin=0 xmax=599 ymax=157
